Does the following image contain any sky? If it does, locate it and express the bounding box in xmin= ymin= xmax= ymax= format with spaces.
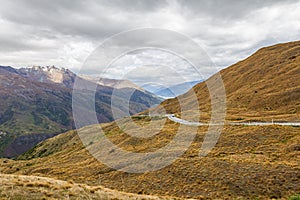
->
xmin=0 ymin=0 xmax=299 ymax=85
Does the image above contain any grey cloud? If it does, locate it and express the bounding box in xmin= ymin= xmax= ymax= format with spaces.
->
xmin=0 ymin=0 xmax=167 ymax=39
xmin=0 ymin=0 xmax=299 ymax=83
xmin=179 ymin=0 xmax=294 ymax=20
xmin=99 ymin=0 xmax=167 ymax=12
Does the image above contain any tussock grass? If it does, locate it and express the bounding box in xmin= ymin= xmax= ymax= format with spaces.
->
xmin=0 ymin=123 xmax=299 ymax=199
xmin=0 ymin=174 xmax=180 ymax=200
xmin=1 ymin=41 xmax=300 ymax=200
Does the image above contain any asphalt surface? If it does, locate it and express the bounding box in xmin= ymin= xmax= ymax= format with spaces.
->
xmin=165 ymin=114 xmax=300 ymax=126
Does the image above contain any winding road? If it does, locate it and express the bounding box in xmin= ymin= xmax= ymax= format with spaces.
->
xmin=165 ymin=114 xmax=300 ymax=127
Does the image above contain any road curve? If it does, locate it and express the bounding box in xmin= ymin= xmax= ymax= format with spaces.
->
xmin=165 ymin=114 xmax=300 ymax=127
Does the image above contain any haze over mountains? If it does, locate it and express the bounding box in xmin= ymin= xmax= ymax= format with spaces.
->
xmin=83 ymin=76 xmax=145 ymax=91
xmin=142 ymin=80 xmax=203 ymax=99
xmin=0 ymin=0 xmax=299 ymax=199
xmin=0 ymin=41 xmax=299 ymax=199
xmin=0 ymin=65 xmax=162 ymax=157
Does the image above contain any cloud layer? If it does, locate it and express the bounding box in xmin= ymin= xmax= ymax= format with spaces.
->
xmin=0 ymin=0 xmax=299 ymax=83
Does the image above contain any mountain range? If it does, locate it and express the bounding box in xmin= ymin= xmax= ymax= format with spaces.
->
xmin=0 ymin=66 xmax=162 ymax=157
xmin=0 ymin=41 xmax=299 ymax=199
xmin=82 ymin=75 xmax=145 ymax=91
xmin=141 ymin=80 xmax=202 ymax=99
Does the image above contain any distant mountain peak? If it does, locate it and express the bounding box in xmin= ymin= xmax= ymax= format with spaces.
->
xmin=18 ymin=65 xmax=76 ymax=87
xmin=141 ymin=80 xmax=203 ymax=99
xmin=0 ymin=65 xmax=162 ymax=157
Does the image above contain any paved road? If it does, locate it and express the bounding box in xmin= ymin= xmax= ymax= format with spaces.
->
xmin=165 ymin=114 xmax=300 ymax=126
xmin=165 ymin=114 xmax=206 ymax=126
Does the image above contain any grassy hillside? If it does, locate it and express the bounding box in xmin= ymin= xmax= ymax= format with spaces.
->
xmin=154 ymin=41 xmax=300 ymax=122
xmin=0 ymin=173 xmax=179 ymax=200
xmin=0 ymin=41 xmax=299 ymax=199
xmin=0 ymin=117 xmax=299 ymax=199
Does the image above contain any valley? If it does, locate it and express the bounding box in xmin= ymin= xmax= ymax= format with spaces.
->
xmin=0 ymin=41 xmax=299 ymax=199
xmin=0 ymin=119 xmax=299 ymax=199
xmin=0 ymin=66 xmax=162 ymax=157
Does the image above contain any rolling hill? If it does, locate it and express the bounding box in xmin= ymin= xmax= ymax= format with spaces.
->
xmin=0 ymin=41 xmax=299 ymax=199
xmin=1 ymin=117 xmax=299 ymax=199
xmin=154 ymin=41 xmax=300 ymax=122
xmin=0 ymin=173 xmax=178 ymax=200
xmin=0 ymin=66 xmax=161 ymax=157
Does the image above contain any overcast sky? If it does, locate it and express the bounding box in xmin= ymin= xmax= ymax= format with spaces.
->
xmin=0 ymin=0 xmax=299 ymax=84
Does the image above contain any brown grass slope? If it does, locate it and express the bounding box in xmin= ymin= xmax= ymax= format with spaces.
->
xmin=0 ymin=173 xmax=177 ymax=200
xmin=0 ymin=41 xmax=299 ymax=199
xmin=0 ymin=118 xmax=299 ymax=199
xmin=157 ymin=41 xmax=300 ymax=121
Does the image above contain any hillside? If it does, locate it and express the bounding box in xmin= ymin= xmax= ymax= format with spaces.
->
xmin=0 ymin=118 xmax=299 ymax=199
xmin=0 ymin=66 xmax=161 ymax=157
xmin=0 ymin=41 xmax=299 ymax=199
xmin=155 ymin=41 xmax=300 ymax=122
xmin=0 ymin=173 xmax=178 ymax=200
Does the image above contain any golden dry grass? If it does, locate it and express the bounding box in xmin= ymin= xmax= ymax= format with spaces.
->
xmin=153 ymin=41 xmax=300 ymax=122
xmin=0 ymin=173 xmax=181 ymax=200
xmin=0 ymin=41 xmax=299 ymax=200
xmin=0 ymin=118 xmax=299 ymax=199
